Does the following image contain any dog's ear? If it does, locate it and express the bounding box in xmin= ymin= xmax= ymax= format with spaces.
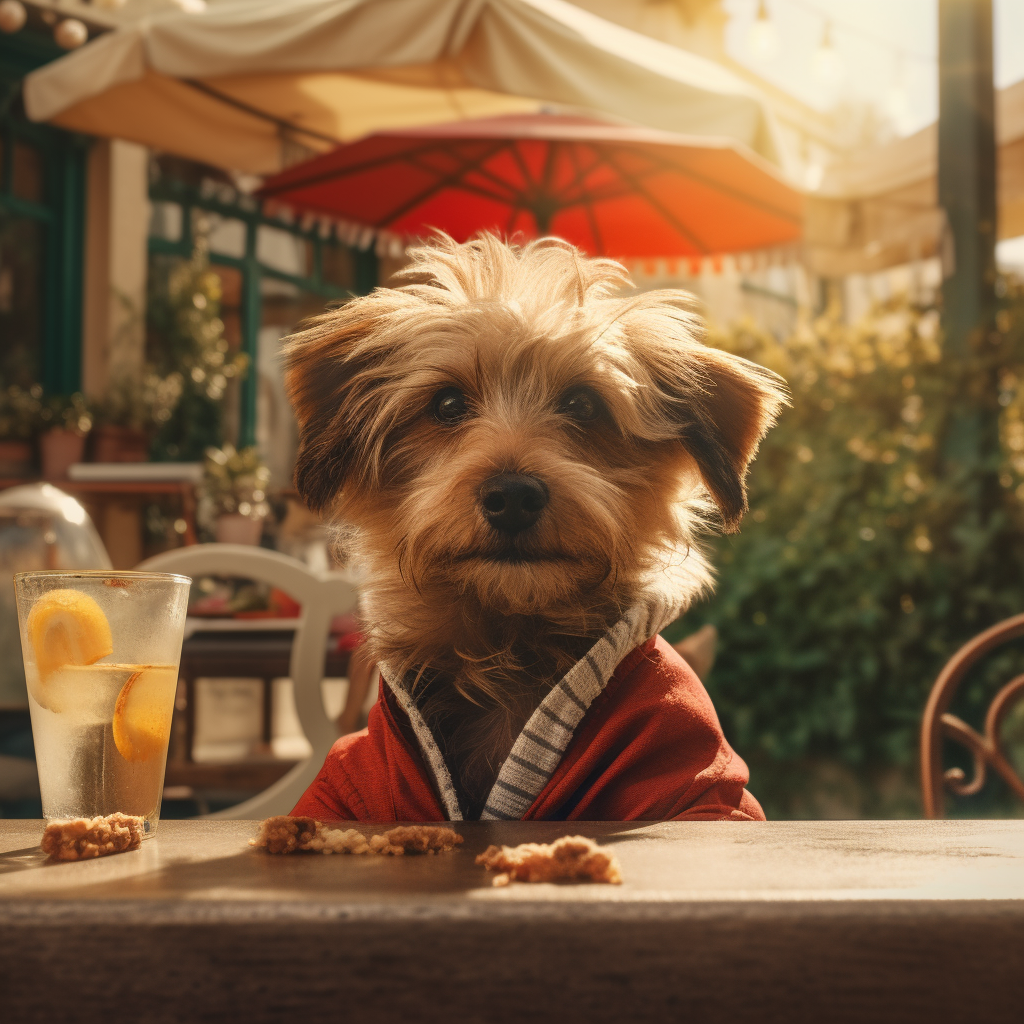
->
xmin=284 ymin=306 xmax=384 ymax=515
xmin=675 ymin=348 xmax=787 ymax=532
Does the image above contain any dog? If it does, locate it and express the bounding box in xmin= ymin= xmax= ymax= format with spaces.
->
xmin=284 ymin=234 xmax=785 ymax=822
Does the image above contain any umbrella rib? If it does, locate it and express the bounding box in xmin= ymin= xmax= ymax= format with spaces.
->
xmin=507 ymin=143 xmax=540 ymax=200
xmin=547 ymin=144 xmax=607 ymax=205
xmin=629 ymin=145 xmax=802 ymax=225
xmin=369 ymin=139 xmax=516 ymax=228
xmin=594 ymin=144 xmax=710 ymax=254
xmin=183 ymin=79 xmax=343 ymax=147
xmin=506 ymin=204 xmax=523 ymax=236
xmin=260 ymin=139 xmax=468 ymax=197
xmin=403 ymin=151 xmax=521 ymax=205
xmin=565 ymin=143 xmax=605 ymax=255
xmin=505 ymin=140 xmax=558 ymax=233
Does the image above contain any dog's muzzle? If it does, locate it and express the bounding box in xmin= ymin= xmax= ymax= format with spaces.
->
xmin=479 ymin=474 xmax=549 ymax=535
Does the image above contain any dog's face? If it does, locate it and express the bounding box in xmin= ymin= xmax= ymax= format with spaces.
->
xmin=285 ymin=236 xmax=784 ymax=619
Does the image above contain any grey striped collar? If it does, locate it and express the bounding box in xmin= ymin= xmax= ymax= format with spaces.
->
xmin=379 ymin=592 xmax=679 ymax=821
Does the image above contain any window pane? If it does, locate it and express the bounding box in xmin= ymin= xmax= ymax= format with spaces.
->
xmin=149 ymin=201 xmax=183 ymax=242
xmin=257 ymin=224 xmax=311 ymax=277
xmin=0 ymin=216 xmax=45 ymax=386
xmin=321 ymin=242 xmax=355 ymax=291
xmin=12 ymin=141 xmax=44 ymax=205
xmin=206 ymin=212 xmax=246 ymax=260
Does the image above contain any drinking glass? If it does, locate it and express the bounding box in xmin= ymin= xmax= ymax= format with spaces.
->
xmin=14 ymin=570 xmax=191 ymax=835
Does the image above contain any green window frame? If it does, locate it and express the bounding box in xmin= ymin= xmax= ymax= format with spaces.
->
xmin=0 ymin=33 xmax=88 ymax=396
xmin=148 ymin=175 xmax=378 ymax=447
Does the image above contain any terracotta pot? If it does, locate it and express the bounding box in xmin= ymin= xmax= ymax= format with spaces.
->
xmin=39 ymin=428 xmax=86 ymax=479
xmin=215 ymin=513 xmax=264 ymax=545
xmin=0 ymin=439 xmax=34 ymax=477
xmin=91 ymin=424 xmax=150 ymax=463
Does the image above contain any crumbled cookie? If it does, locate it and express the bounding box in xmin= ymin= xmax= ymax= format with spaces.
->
xmin=249 ymin=815 xmax=321 ymax=854
xmin=382 ymin=825 xmax=463 ymax=855
xmin=41 ymin=813 xmax=145 ymax=862
xmin=250 ymin=817 xmax=463 ymax=856
xmin=476 ymin=835 xmax=622 ymax=886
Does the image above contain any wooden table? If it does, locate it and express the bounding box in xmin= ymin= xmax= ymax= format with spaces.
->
xmin=1 ymin=819 xmax=1022 ymax=1022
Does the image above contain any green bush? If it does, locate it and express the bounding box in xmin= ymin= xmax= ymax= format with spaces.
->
xmin=146 ymin=238 xmax=247 ymax=461
xmin=670 ymin=282 xmax=1024 ymax=818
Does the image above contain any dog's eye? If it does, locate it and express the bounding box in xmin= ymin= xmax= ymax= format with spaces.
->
xmin=558 ymin=387 xmax=601 ymax=423
xmin=431 ymin=386 xmax=469 ymax=424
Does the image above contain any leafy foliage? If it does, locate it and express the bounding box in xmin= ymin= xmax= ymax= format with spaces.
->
xmin=198 ymin=444 xmax=271 ymax=527
xmin=0 ymin=382 xmax=42 ymax=441
xmin=38 ymin=392 xmax=92 ymax=435
xmin=146 ymin=239 xmax=246 ymax=461
xmin=673 ymin=283 xmax=1024 ymax=817
xmin=94 ymin=370 xmax=184 ymax=433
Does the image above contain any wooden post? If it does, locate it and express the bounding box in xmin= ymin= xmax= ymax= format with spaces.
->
xmin=937 ymin=0 xmax=997 ymax=470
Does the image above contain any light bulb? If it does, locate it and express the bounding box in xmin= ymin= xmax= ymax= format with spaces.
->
xmin=0 ymin=0 xmax=26 ymax=34
xmin=54 ymin=18 xmax=88 ymax=50
xmin=747 ymin=0 xmax=779 ymax=60
xmin=812 ymin=21 xmax=845 ymax=87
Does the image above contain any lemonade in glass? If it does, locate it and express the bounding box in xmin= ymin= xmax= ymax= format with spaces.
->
xmin=15 ymin=570 xmax=191 ymax=834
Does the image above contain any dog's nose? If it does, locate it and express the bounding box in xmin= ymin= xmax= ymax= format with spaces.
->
xmin=479 ymin=474 xmax=549 ymax=534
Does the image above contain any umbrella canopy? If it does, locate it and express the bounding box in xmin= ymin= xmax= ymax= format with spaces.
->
xmin=23 ymin=0 xmax=782 ymax=175
xmin=257 ymin=113 xmax=803 ymax=258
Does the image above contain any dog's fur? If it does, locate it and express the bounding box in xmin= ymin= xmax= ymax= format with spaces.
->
xmin=285 ymin=234 xmax=785 ymax=817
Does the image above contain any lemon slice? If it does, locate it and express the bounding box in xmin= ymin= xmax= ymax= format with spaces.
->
xmin=112 ymin=666 xmax=176 ymax=762
xmin=27 ymin=589 xmax=113 ymax=686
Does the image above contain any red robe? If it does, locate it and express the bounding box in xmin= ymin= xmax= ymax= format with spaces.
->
xmin=292 ymin=635 xmax=764 ymax=821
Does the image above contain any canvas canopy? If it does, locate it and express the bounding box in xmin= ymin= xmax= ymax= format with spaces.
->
xmin=23 ymin=0 xmax=781 ymax=176
xmin=805 ymin=78 xmax=1024 ymax=276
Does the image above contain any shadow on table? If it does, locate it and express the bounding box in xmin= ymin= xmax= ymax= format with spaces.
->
xmin=0 ymin=845 xmax=48 ymax=875
xmin=24 ymin=821 xmax=660 ymax=898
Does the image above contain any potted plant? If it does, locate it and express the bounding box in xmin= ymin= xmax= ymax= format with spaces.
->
xmin=38 ymin=393 xmax=92 ymax=479
xmin=0 ymin=383 xmax=42 ymax=477
xmin=199 ymin=444 xmax=272 ymax=545
xmin=91 ymin=370 xmax=183 ymax=463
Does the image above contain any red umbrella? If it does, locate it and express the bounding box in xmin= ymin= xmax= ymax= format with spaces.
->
xmin=258 ymin=113 xmax=802 ymax=259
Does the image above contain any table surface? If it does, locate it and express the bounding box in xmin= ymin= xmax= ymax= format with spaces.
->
xmin=3 ymin=819 xmax=1024 ymax=1024
xmin=2 ymin=818 xmax=1023 ymax=910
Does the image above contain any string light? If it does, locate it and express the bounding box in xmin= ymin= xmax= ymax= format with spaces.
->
xmin=748 ymin=0 xmax=933 ymax=128
xmin=0 ymin=0 xmax=26 ymax=34
xmin=782 ymin=0 xmax=933 ymax=65
xmin=811 ymin=20 xmax=845 ymax=87
xmin=54 ymin=18 xmax=88 ymax=50
xmin=886 ymin=55 xmax=913 ymax=134
xmin=746 ymin=0 xmax=780 ymax=60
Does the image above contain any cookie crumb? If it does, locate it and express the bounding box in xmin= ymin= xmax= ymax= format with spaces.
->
xmin=41 ymin=813 xmax=145 ymax=862
xmin=250 ymin=817 xmax=463 ymax=857
xmin=476 ymin=835 xmax=622 ymax=886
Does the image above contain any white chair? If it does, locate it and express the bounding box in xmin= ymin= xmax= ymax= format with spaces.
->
xmin=137 ymin=543 xmax=358 ymax=818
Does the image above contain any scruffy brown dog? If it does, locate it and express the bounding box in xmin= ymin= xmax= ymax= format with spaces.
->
xmin=285 ymin=234 xmax=785 ymax=821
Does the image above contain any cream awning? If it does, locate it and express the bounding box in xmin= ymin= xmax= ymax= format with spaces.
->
xmin=23 ymin=0 xmax=781 ymax=175
xmin=805 ymin=78 xmax=1024 ymax=276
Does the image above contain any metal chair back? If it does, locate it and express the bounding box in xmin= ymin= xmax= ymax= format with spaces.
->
xmin=921 ymin=612 xmax=1024 ymax=817
xmin=138 ymin=543 xmax=357 ymax=818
